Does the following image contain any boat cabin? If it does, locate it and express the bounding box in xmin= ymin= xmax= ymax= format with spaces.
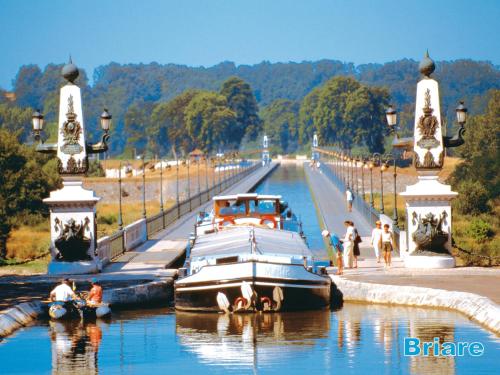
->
xmin=213 ymin=193 xmax=282 ymax=229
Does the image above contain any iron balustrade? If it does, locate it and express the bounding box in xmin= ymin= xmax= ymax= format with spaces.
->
xmin=96 ymin=162 xmax=260 ymax=261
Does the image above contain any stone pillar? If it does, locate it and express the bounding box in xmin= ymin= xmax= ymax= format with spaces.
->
xmin=44 ymin=61 xmax=103 ymax=275
xmin=399 ymin=52 xmax=457 ymax=269
xmin=45 ymin=178 xmax=101 ymax=275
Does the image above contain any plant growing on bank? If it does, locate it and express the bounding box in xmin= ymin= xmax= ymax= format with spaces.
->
xmin=0 ymin=129 xmax=61 ymax=259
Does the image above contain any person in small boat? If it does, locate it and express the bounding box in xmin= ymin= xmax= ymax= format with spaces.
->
xmin=87 ymin=278 xmax=103 ymax=306
xmin=50 ymin=278 xmax=77 ymax=302
xmin=322 ymin=230 xmax=343 ymax=275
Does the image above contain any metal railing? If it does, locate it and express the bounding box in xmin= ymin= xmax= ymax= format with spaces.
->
xmin=319 ymin=161 xmax=401 ymax=252
xmin=96 ymin=162 xmax=260 ymax=261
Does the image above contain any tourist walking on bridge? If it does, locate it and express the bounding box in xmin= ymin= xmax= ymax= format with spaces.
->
xmin=371 ymin=221 xmax=383 ymax=263
xmin=342 ymin=221 xmax=355 ymax=268
xmin=322 ymin=230 xmax=343 ymax=275
xmin=352 ymin=221 xmax=362 ymax=268
xmin=345 ymin=188 xmax=354 ymax=212
xmin=382 ymin=224 xmax=394 ymax=268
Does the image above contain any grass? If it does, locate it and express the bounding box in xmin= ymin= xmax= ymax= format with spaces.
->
xmin=0 ymin=254 xmax=50 ymax=275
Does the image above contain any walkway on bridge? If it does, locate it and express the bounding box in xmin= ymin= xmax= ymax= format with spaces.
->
xmin=306 ymin=163 xmax=500 ymax=304
xmin=102 ymin=163 xmax=278 ymax=277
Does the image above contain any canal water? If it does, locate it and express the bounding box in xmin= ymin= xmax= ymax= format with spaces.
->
xmin=1 ymin=164 xmax=498 ymax=374
xmin=1 ymin=304 xmax=498 ymax=374
xmin=255 ymin=163 xmax=325 ymax=254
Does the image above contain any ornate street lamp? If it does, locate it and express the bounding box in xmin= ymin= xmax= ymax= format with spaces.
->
xmin=32 ymin=109 xmax=44 ymax=141
xmin=443 ymin=101 xmax=468 ymax=147
xmin=385 ymin=104 xmax=397 ymax=133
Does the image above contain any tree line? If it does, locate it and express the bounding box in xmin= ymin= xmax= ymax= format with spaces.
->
xmin=2 ymin=58 xmax=498 ymax=155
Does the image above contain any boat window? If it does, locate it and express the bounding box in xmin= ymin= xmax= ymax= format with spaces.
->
xmin=248 ymin=200 xmax=257 ymax=214
xmin=258 ymin=200 xmax=277 ymax=214
xmin=219 ymin=200 xmax=245 ymax=216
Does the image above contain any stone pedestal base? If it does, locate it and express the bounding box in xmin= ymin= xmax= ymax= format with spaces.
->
xmin=48 ymin=260 xmax=100 ymax=275
xmin=404 ymin=254 xmax=455 ymax=269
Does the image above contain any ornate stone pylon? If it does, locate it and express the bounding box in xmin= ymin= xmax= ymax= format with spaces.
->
xmin=42 ymin=60 xmax=103 ymax=275
xmin=399 ymin=51 xmax=458 ymax=269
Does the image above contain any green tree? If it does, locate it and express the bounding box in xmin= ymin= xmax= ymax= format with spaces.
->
xmin=298 ymin=87 xmax=321 ymax=145
xmin=184 ymin=91 xmax=237 ymax=152
xmin=220 ymin=77 xmax=262 ymax=141
xmin=0 ymin=103 xmax=33 ymax=142
xmin=124 ymin=102 xmax=156 ymax=157
xmin=261 ymin=99 xmax=300 ymax=153
xmin=0 ymin=129 xmax=61 ymax=258
xmin=150 ymin=89 xmax=200 ymax=155
xmin=448 ymin=89 xmax=500 ymax=203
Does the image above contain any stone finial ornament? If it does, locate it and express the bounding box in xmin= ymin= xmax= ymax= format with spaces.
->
xmin=418 ymin=50 xmax=435 ymax=78
xmin=61 ymin=56 xmax=79 ymax=83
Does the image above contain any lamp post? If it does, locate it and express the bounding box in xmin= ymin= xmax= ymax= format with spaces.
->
xmin=186 ymin=156 xmax=191 ymax=210
xmin=349 ymin=154 xmax=354 ymax=190
xmin=205 ymin=155 xmax=209 ymax=192
xmin=361 ymin=158 xmax=366 ymax=201
xmin=141 ymin=155 xmax=146 ymax=219
xmin=118 ymin=161 xmax=123 ymax=231
xmin=196 ymin=157 xmax=201 ymax=195
xmin=354 ymin=157 xmax=359 ymax=194
xmin=383 ymin=155 xmax=398 ymax=227
xmin=159 ymin=158 xmax=164 ymax=213
xmin=368 ymin=159 xmax=374 ymax=208
xmin=372 ymin=153 xmax=384 ymax=213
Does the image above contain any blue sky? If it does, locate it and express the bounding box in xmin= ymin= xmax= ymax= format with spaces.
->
xmin=0 ymin=0 xmax=499 ymax=89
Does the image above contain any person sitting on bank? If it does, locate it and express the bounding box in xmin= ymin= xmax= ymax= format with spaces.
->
xmin=50 ymin=278 xmax=77 ymax=302
xmin=381 ymin=224 xmax=394 ymax=269
xmin=87 ymin=278 xmax=103 ymax=306
xmin=322 ymin=229 xmax=343 ymax=275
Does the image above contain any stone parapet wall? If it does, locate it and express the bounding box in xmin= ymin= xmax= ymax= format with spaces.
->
xmin=331 ymin=276 xmax=500 ymax=334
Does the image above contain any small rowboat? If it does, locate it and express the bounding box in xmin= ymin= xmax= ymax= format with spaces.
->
xmin=48 ymin=300 xmax=111 ymax=320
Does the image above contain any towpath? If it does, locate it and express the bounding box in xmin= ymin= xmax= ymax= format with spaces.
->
xmin=305 ymin=163 xmax=500 ymax=304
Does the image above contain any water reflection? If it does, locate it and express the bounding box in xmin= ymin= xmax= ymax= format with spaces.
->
xmin=49 ymin=320 xmax=106 ymax=375
xmin=176 ymin=311 xmax=330 ymax=369
xmin=1 ymin=304 xmax=497 ymax=374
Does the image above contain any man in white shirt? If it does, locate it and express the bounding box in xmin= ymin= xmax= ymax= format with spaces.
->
xmin=50 ymin=279 xmax=77 ymax=302
xmin=370 ymin=220 xmax=383 ymax=263
xmin=345 ymin=188 xmax=353 ymax=212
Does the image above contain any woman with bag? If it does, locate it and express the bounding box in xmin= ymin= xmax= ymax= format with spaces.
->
xmin=351 ymin=221 xmax=362 ymax=268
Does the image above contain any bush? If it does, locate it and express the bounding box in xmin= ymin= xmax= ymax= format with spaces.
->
xmin=454 ymin=180 xmax=490 ymax=215
xmin=97 ymin=214 xmax=117 ymax=225
xmin=466 ymin=218 xmax=494 ymax=243
xmin=87 ymin=159 xmax=105 ymax=177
